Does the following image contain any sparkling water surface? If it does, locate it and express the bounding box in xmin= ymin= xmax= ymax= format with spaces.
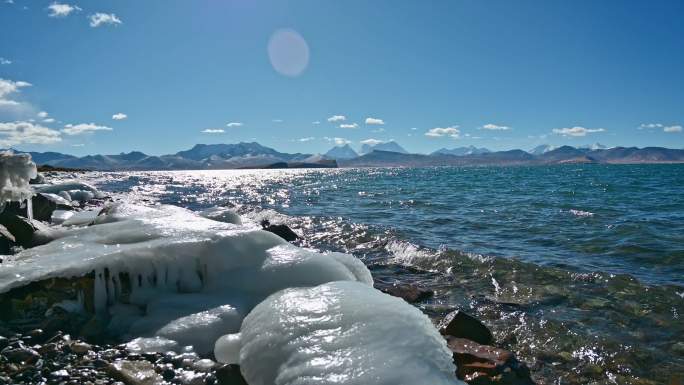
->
xmin=67 ymin=164 xmax=684 ymax=385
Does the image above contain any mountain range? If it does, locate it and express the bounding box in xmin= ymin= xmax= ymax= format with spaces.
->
xmin=8 ymin=142 xmax=684 ymax=171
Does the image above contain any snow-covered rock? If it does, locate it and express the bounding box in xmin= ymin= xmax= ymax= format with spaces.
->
xmin=219 ymin=280 xmax=463 ymax=385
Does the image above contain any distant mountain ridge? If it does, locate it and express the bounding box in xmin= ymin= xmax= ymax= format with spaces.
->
xmin=359 ymin=141 xmax=408 ymax=155
xmin=8 ymin=142 xmax=684 ymax=171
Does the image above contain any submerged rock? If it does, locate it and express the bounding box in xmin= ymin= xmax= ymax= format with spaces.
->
xmin=445 ymin=336 xmax=534 ymax=385
xmin=0 ymin=224 xmax=16 ymax=254
xmin=439 ymin=310 xmax=494 ymax=345
xmin=108 ymin=360 xmax=164 ymax=385
xmin=260 ymin=219 xmax=299 ymax=242
xmin=380 ymin=283 xmax=434 ymax=303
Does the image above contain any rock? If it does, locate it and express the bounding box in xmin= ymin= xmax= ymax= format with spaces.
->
xmin=380 ymin=283 xmax=434 ymax=303
xmin=0 ymin=211 xmax=51 ymax=248
xmin=31 ymin=193 xmax=73 ymax=222
xmin=445 ymin=336 xmax=534 ymax=385
xmin=215 ymin=364 xmax=248 ymax=385
xmin=29 ymin=173 xmax=45 ymax=184
xmin=260 ymin=220 xmax=299 ymax=242
xmin=0 ymin=336 xmax=8 ymax=349
xmin=194 ymin=358 xmax=216 ymax=371
xmin=108 ymin=360 xmax=164 ymax=385
xmin=1 ymin=346 xmax=41 ymax=364
xmin=439 ymin=310 xmax=494 ymax=345
xmin=70 ymin=341 xmax=92 ymax=354
xmin=0 ymin=224 xmax=15 ymax=254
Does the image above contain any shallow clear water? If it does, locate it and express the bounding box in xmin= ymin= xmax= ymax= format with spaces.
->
xmin=70 ymin=164 xmax=684 ymax=385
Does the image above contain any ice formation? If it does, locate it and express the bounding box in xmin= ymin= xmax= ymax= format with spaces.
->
xmin=37 ymin=181 xmax=104 ymax=202
xmin=0 ymin=151 xmax=37 ymax=206
xmin=0 ymin=199 xmax=462 ymax=382
xmin=0 ymin=203 xmax=372 ymax=354
xmin=219 ymin=281 xmax=463 ymax=385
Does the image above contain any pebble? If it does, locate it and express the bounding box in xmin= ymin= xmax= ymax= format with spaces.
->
xmin=70 ymin=341 xmax=92 ymax=354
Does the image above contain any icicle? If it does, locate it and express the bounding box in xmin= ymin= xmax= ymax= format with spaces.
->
xmin=94 ymin=270 xmax=108 ymax=316
xmin=26 ymin=196 xmax=33 ymax=222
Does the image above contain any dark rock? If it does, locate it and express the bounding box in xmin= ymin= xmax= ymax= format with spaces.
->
xmin=260 ymin=220 xmax=299 ymax=242
xmin=31 ymin=193 xmax=73 ymax=222
xmin=29 ymin=173 xmax=46 ymax=185
xmin=215 ymin=364 xmax=247 ymax=385
xmin=0 ymin=336 xmax=8 ymax=349
xmin=380 ymin=283 xmax=434 ymax=303
xmin=439 ymin=310 xmax=494 ymax=345
xmin=0 ymin=224 xmax=15 ymax=254
xmin=445 ymin=336 xmax=534 ymax=385
xmin=0 ymin=211 xmax=51 ymax=248
xmin=1 ymin=346 xmax=41 ymax=364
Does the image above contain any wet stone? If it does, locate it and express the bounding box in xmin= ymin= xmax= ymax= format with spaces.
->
xmin=1 ymin=346 xmax=41 ymax=364
xmin=439 ymin=309 xmax=494 ymax=345
xmin=380 ymin=283 xmax=434 ymax=303
xmin=215 ymin=364 xmax=247 ymax=385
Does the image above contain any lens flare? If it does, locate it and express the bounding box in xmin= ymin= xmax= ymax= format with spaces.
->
xmin=267 ymin=29 xmax=310 ymax=77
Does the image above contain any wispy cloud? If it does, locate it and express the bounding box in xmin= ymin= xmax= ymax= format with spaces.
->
xmin=371 ymin=127 xmax=385 ymax=133
xmin=202 ymin=128 xmax=225 ymax=134
xmin=365 ymin=117 xmax=385 ymax=125
xmin=360 ymin=138 xmax=383 ymax=146
xmin=339 ymin=123 xmax=358 ymax=129
xmin=638 ymin=123 xmax=663 ymax=130
xmin=312 ymin=121 xmax=321 ymax=125
xmin=226 ymin=122 xmax=243 ymax=127
xmin=272 ymin=119 xmax=283 ymax=123
xmin=324 ymin=137 xmax=351 ymax=145
xmin=62 ymin=122 xmax=113 ymax=135
xmin=112 ymin=112 xmax=127 ymax=120
xmin=89 ymin=13 xmax=122 ymax=27
xmin=0 ymin=58 xmax=11 ymax=65
xmin=327 ymin=115 xmax=346 ymax=122
xmin=425 ymin=126 xmax=460 ymax=139
xmin=297 ymin=136 xmax=315 ymax=142
xmin=0 ymin=78 xmax=31 ymax=107
xmin=47 ymin=2 xmax=81 ymax=18
xmin=43 ymin=118 xmax=55 ymax=123
xmin=37 ymin=111 xmax=49 ymax=119
xmin=639 ymin=122 xmax=682 ymax=133
xmin=0 ymin=121 xmax=62 ymax=146
xmin=481 ymin=123 xmax=511 ymax=131
xmin=552 ymin=126 xmax=605 ymax=137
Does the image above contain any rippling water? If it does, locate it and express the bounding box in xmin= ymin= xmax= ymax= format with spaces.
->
xmin=66 ymin=164 xmax=683 ymax=385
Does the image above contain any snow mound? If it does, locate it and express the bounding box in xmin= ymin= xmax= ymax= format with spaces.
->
xmin=0 ymin=151 xmax=37 ymax=205
xmin=199 ymin=206 xmax=242 ymax=225
xmin=223 ymin=280 xmax=463 ymax=385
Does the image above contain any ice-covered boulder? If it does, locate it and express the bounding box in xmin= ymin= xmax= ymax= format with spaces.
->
xmin=0 ymin=151 xmax=37 ymax=206
xmin=198 ymin=206 xmax=242 ymax=225
xmin=217 ymin=281 xmax=463 ymax=385
xmin=37 ymin=181 xmax=104 ymax=203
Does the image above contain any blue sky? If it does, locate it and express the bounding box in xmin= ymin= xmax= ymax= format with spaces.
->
xmin=1 ymin=0 xmax=683 ymax=156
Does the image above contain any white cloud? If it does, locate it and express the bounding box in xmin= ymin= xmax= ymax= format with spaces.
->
xmin=89 ymin=13 xmax=122 ymax=27
xmin=112 ymin=112 xmax=127 ymax=120
xmin=0 ymin=78 xmax=31 ymax=106
xmin=312 ymin=121 xmax=321 ymax=125
xmin=297 ymin=137 xmax=315 ymax=142
xmin=664 ymin=125 xmax=682 ymax=133
xmin=365 ymin=117 xmax=385 ymax=125
xmin=272 ymin=119 xmax=283 ymax=123
xmin=324 ymin=137 xmax=351 ymax=145
xmin=339 ymin=123 xmax=358 ymax=129
xmin=552 ymin=126 xmax=605 ymax=137
xmin=47 ymin=2 xmax=81 ymax=18
xmin=0 ymin=58 xmax=11 ymax=65
xmin=62 ymin=122 xmax=113 ymax=135
xmin=327 ymin=115 xmax=346 ymax=122
xmin=638 ymin=123 xmax=663 ymax=130
xmin=0 ymin=121 xmax=62 ymax=146
xmin=372 ymin=127 xmax=385 ymax=133
xmin=481 ymin=123 xmax=511 ymax=131
xmin=425 ymin=126 xmax=460 ymax=139
xmin=410 ymin=127 xmax=418 ymax=131
xmin=43 ymin=118 xmax=55 ymax=123
xmin=202 ymin=128 xmax=225 ymax=134
xmin=360 ymin=138 xmax=383 ymax=146
xmin=37 ymin=111 xmax=49 ymax=118
xmin=226 ymin=122 xmax=243 ymax=127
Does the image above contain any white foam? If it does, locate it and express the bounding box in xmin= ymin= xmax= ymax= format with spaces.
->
xmin=0 ymin=151 xmax=37 ymax=206
xmin=226 ymin=281 xmax=463 ymax=385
